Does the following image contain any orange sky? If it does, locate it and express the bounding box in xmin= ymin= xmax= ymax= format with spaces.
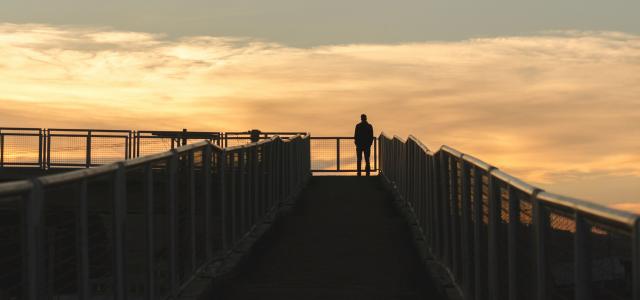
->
xmin=1 ymin=24 xmax=638 ymax=210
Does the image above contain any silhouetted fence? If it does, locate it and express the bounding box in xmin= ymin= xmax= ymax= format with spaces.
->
xmin=379 ymin=133 xmax=639 ymax=300
xmin=0 ymin=128 xmax=304 ymax=169
xmin=0 ymin=128 xmax=375 ymax=173
xmin=0 ymin=134 xmax=310 ymax=299
xmin=310 ymin=137 xmax=377 ymax=173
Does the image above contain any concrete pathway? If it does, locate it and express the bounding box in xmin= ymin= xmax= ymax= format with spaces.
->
xmin=215 ymin=176 xmax=446 ymax=300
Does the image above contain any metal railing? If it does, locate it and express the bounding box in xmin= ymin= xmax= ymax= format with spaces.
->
xmin=0 ymin=128 xmax=375 ymax=173
xmin=379 ymin=133 xmax=640 ymax=300
xmin=309 ymin=137 xmax=378 ymax=173
xmin=0 ymin=133 xmax=311 ymax=299
xmin=0 ymin=128 xmax=306 ymax=170
xmin=0 ymin=128 xmax=44 ymax=168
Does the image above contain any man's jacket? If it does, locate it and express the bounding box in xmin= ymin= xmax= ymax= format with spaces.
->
xmin=354 ymin=122 xmax=374 ymax=148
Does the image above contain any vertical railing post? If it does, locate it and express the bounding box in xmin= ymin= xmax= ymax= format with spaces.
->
xmin=77 ymin=179 xmax=90 ymax=300
xmin=336 ymin=138 xmax=341 ymax=171
xmin=271 ymin=142 xmax=276 ymax=209
xmin=26 ymin=179 xmax=44 ymax=300
xmin=461 ymin=160 xmax=472 ymax=298
xmin=633 ymin=219 xmax=640 ymax=300
xmin=0 ymin=130 xmax=4 ymax=168
xmin=86 ymin=130 xmax=92 ymax=168
xmin=218 ymin=150 xmax=228 ymax=250
xmin=47 ymin=129 xmax=51 ymax=169
xmin=252 ymin=146 xmax=259 ymax=227
xmin=450 ymin=156 xmax=460 ymax=279
xmin=508 ymin=186 xmax=520 ymax=300
xmin=38 ymin=129 xmax=43 ymax=169
xmin=533 ymin=191 xmax=547 ymax=300
xmin=239 ymin=149 xmax=246 ymax=238
xmin=124 ymin=135 xmax=130 ymax=160
xmin=188 ymin=151 xmax=197 ymax=272
xmin=204 ymin=146 xmax=213 ymax=261
xmin=474 ymin=167 xmax=486 ymax=300
xmin=278 ymin=141 xmax=283 ymax=204
xmin=229 ymin=151 xmax=237 ymax=244
xmin=374 ymin=138 xmax=378 ymax=171
xmin=428 ymin=151 xmax=434 ymax=253
xmin=487 ymin=173 xmax=500 ymax=300
xmin=574 ymin=212 xmax=591 ymax=300
xmin=433 ymin=152 xmax=442 ymax=259
xmin=144 ymin=164 xmax=155 ymax=300
xmin=136 ymin=131 xmax=141 ymax=158
xmin=168 ymin=152 xmax=178 ymax=297
xmin=440 ymin=153 xmax=452 ymax=267
xmin=113 ymin=163 xmax=127 ymax=300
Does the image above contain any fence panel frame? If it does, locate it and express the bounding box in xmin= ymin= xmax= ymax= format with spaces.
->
xmin=378 ymin=132 xmax=640 ymax=300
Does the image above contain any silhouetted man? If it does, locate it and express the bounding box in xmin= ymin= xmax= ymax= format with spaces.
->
xmin=354 ymin=114 xmax=374 ymax=176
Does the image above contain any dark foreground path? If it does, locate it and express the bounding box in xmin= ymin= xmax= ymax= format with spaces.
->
xmin=215 ymin=176 xmax=446 ymax=300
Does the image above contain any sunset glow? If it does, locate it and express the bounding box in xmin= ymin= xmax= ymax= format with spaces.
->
xmin=1 ymin=23 xmax=638 ymax=207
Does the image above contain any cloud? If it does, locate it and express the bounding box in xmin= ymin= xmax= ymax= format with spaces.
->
xmin=0 ymin=23 xmax=638 ymax=204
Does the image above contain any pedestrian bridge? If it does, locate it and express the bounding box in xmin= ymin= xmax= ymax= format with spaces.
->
xmin=0 ymin=129 xmax=638 ymax=300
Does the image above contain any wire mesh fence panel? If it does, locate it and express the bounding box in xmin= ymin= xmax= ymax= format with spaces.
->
xmin=42 ymin=182 xmax=79 ymax=298
xmin=49 ymin=136 xmax=87 ymax=166
xmin=1 ymin=134 xmax=41 ymax=166
xmin=546 ymin=205 xmax=576 ymax=299
xmin=310 ymin=139 xmax=337 ymax=171
xmin=339 ymin=138 xmax=360 ymax=171
xmin=587 ymin=219 xmax=633 ymax=300
xmin=87 ymin=174 xmax=115 ymax=298
xmin=151 ymin=159 xmax=171 ymax=298
xmin=124 ymin=166 xmax=147 ymax=298
xmin=225 ymin=138 xmax=252 ymax=148
xmin=138 ymin=137 xmax=174 ymax=158
xmin=0 ymin=193 xmax=24 ymax=299
xmin=91 ymin=136 xmax=129 ymax=165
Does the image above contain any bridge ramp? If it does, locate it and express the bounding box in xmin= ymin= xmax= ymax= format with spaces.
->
xmin=215 ymin=176 xmax=445 ymax=299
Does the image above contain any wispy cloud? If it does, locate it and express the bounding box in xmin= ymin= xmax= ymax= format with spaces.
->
xmin=0 ymin=23 xmax=638 ymax=204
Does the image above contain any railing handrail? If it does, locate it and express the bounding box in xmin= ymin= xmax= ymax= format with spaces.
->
xmin=380 ymin=133 xmax=639 ymax=225
xmin=0 ymin=179 xmax=33 ymax=196
xmin=407 ymin=135 xmax=432 ymax=154
xmin=0 ymin=128 xmax=312 ymax=299
xmin=378 ymin=132 xmax=640 ymax=300
xmin=0 ymin=134 xmax=311 ymax=191
xmin=0 ymin=127 xmax=42 ymax=131
xmin=48 ymin=128 xmax=133 ymax=133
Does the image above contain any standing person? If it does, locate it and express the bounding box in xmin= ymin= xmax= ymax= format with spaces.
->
xmin=354 ymin=114 xmax=374 ymax=176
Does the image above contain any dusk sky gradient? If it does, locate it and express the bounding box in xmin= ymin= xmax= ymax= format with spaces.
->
xmin=0 ymin=1 xmax=638 ymax=210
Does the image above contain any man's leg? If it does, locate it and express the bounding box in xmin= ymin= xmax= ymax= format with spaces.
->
xmin=356 ymin=147 xmax=363 ymax=176
xmin=364 ymin=146 xmax=371 ymax=176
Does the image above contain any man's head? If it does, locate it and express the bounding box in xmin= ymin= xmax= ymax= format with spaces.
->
xmin=361 ymin=114 xmax=367 ymax=122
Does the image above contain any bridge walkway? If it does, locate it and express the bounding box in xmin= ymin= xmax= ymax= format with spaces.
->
xmin=214 ymin=176 xmax=445 ymax=300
